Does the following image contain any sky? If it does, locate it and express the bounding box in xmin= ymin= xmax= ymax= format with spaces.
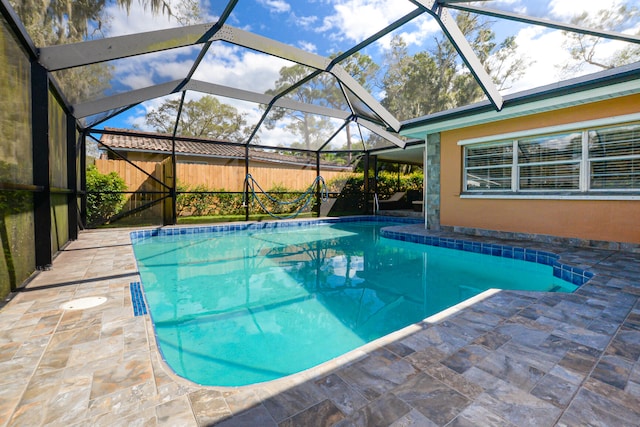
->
xmin=89 ymin=0 xmax=639 ymax=146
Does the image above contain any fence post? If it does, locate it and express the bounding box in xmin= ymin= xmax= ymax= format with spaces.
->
xmin=157 ymin=157 xmax=174 ymax=225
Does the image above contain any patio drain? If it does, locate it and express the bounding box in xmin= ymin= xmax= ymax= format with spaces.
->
xmin=60 ymin=296 xmax=107 ymax=310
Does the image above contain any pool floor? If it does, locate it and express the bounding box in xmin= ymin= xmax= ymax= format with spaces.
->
xmin=1 ymin=222 xmax=639 ymax=426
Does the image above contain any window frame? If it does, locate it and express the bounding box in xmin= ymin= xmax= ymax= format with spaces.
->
xmin=458 ymin=113 xmax=640 ymax=200
xmin=463 ymin=141 xmax=514 ymax=192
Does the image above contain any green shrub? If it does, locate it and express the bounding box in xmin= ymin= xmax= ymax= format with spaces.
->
xmin=177 ymin=182 xmax=315 ymax=218
xmin=177 ymin=184 xmax=245 ymax=216
xmin=255 ymin=183 xmax=312 ymax=215
xmin=375 ymin=171 xmax=424 ymax=197
xmin=86 ymin=165 xmax=127 ymax=225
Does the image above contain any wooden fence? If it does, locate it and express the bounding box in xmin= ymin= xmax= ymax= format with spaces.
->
xmin=95 ymin=159 xmax=355 ymax=193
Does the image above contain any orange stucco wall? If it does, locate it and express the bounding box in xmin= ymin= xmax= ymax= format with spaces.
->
xmin=440 ymin=93 xmax=640 ymax=244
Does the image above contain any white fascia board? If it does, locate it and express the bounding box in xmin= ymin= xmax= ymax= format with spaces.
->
xmin=400 ymin=80 xmax=640 ymax=140
xmin=457 ymin=112 xmax=640 ymax=146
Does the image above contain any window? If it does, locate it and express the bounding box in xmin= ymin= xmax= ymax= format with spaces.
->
xmin=464 ymin=143 xmax=512 ymax=190
xmin=589 ymin=124 xmax=640 ymax=190
xmin=518 ymin=132 xmax=582 ymax=190
xmin=463 ymin=121 xmax=640 ymax=195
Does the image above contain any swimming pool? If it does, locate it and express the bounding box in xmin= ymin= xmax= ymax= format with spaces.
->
xmin=131 ymin=217 xmax=591 ymax=386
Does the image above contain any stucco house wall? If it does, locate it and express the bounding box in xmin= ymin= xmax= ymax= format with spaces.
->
xmin=438 ymin=93 xmax=640 ymax=244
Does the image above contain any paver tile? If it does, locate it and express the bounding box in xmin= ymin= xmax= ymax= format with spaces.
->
xmin=393 ymin=372 xmax=470 ymax=425
xmin=1 ymin=225 xmax=639 ymax=427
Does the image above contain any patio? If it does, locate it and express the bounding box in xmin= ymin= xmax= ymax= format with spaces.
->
xmin=1 ymin=223 xmax=639 ymax=426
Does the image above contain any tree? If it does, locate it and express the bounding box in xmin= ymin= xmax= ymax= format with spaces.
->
xmin=560 ymin=5 xmax=640 ymax=75
xmin=11 ymin=0 xmax=173 ymax=45
xmin=264 ymin=65 xmax=337 ymax=151
xmin=381 ymin=36 xmax=416 ymax=122
xmin=264 ymin=52 xmax=379 ymax=154
xmin=145 ymin=95 xmax=252 ymax=142
xmin=381 ymin=12 xmax=528 ymax=120
xmin=8 ymin=0 xmax=192 ymax=104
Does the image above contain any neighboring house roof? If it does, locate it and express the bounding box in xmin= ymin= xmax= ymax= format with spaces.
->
xmin=99 ymin=128 xmax=353 ymax=170
xmin=400 ymin=61 xmax=640 ymax=140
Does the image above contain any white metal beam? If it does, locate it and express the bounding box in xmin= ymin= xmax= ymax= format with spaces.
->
xmin=39 ymin=23 xmax=219 ymax=71
xmin=448 ymin=4 xmax=640 ymax=45
xmin=356 ymin=118 xmax=407 ymax=149
xmin=217 ymin=26 xmax=400 ymax=131
xmin=46 ymin=23 xmax=399 ymax=132
xmin=73 ymin=80 xmax=184 ymax=118
xmin=74 ymin=79 xmax=354 ymax=121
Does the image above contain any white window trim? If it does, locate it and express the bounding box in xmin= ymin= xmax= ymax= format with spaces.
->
xmin=457 ymin=112 xmax=640 ymax=146
xmin=580 ymin=131 xmax=590 ymax=191
xmin=461 ymin=194 xmax=640 ymax=201
xmin=461 ymin=114 xmax=640 ymax=196
xmin=511 ymin=140 xmax=518 ymax=191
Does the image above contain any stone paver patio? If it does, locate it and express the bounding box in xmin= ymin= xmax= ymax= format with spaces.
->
xmin=1 ymin=222 xmax=639 ymax=426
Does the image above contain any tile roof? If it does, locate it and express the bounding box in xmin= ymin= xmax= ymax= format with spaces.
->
xmin=100 ymin=128 xmax=351 ymax=169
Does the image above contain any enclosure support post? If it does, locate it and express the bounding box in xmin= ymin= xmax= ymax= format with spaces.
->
xmin=372 ymin=156 xmax=378 ymax=213
xmin=66 ymin=114 xmax=78 ymax=240
xmin=170 ymin=92 xmax=186 ymax=226
xmin=31 ymin=62 xmax=52 ymax=269
xmin=315 ymin=153 xmax=321 ymax=217
xmin=170 ymin=140 xmax=177 ymax=225
xmin=80 ymin=131 xmax=87 ymax=228
xmin=363 ymin=153 xmax=370 ymax=214
xmin=171 ymin=138 xmax=177 ymax=225
xmin=423 ymin=142 xmax=428 ymax=230
xmin=244 ymin=145 xmax=249 ymax=221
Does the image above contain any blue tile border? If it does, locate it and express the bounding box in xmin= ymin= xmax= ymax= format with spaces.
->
xmin=129 ymin=215 xmax=422 ymax=244
xmin=130 ymin=282 xmax=148 ymax=316
xmin=128 ymin=215 xmax=592 ymax=287
xmin=380 ymin=229 xmax=594 ymax=287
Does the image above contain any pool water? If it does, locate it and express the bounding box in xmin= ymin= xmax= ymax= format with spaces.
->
xmin=132 ymin=221 xmax=577 ymax=386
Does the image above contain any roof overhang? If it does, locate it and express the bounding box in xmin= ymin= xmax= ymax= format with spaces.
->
xmin=372 ymin=141 xmax=425 ymax=165
xmin=400 ymin=62 xmax=640 ymax=140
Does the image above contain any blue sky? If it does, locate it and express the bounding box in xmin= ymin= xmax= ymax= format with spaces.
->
xmin=94 ymin=0 xmax=639 ymax=143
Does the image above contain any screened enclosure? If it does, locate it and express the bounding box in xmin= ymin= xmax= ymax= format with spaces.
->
xmin=1 ymin=0 xmax=639 ymax=297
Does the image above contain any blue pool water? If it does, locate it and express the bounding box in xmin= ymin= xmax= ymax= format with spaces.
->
xmin=131 ymin=219 xmax=581 ymax=386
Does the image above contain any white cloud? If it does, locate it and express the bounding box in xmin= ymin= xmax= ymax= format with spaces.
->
xmin=154 ymin=59 xmax=194 ymax=81
xmin=504 ymin=25 xmax=601 ymax=94
xmin=320 ymin=0 xmax=417 ymax=43
xmin=296 ymin=14 xmax=319 ymax=30
xmin=102 ymin=0 xmax=639 ymax=135
xmin=124 ymin=93 xmax=183 ymax=130
xmin=103 ymin=2 xmax=182 ymax=37
xmin=389 ymin=16 xmax=441 ymax=50
xmin=298 ymin=40 xmax=318 ymax=52
xmin=116 ymin=41 xmax=298 ymax=145
xmin=192 ymin=44 xmax=291 ymax=94
xmin=257 ymin=0 xmax=292 ymax=14
xmin=119 ymin=73 xmax=155 ymax=90
xmin=500 ymin=0 xmax=639 ymax=93
xmin=108 ymin=45 xmax=197 ymax=92
xmin=548 ymin=0 xmax=628 ymax=19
